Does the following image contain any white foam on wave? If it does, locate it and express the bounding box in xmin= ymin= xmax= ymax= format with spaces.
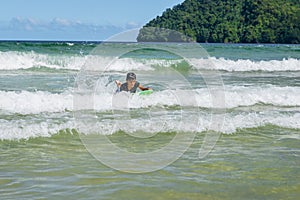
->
xmin=0 ymin=51 xmax=85 ymax=70
xmin=0 ymin=119 xmax=75 ymax=140
xmin=1 ymin=51 xmax=299 ymax=72
xmin=70 ymin=108 xmax=300 ymax=137
xmin=117 ymin=86 xmax=300 ymax=109
xmin=221 ymin=112 xmax=300 ymax=134
xmin=0 ymin=51 xmax=181 ymax=72
xmin=1 ymin=86 xmax=300 ymax=114
xmin=1 ymin=109 xmax=299 ymax=140
xmin=191 ymin=57 xmax=300 ymax=72
xmin=53 ymin=56 xmax=181 ymax=72
xmin=0 ymin=91 xmax=73 ymax=114
xmin=221 ymin=86 xmax=300 ymax=108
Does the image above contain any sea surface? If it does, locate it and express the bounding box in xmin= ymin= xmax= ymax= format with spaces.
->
xmin=0 ymin=41 xmax=299 ymax=199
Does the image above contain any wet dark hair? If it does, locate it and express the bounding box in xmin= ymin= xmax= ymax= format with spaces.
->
xmin=126 ymin=72 xmax=136 ymax=81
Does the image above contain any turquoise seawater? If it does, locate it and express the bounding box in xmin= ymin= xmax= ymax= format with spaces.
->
xmin=0 ymin=41 xmax=299 ymax=199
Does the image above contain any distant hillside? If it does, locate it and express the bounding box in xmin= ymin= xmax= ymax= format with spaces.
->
xmin=137 ymin=0 xmax=300 ymax=43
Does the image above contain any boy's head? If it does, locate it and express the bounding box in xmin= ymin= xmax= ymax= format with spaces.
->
xmin=126 ymin=72 xmax=136 ymax=81
xmin=126 ymin=72 xmax=136 ymax=87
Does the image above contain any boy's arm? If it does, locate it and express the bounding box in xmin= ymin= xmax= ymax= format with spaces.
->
xmin=138 ymin=84 xmax=152 ymax=91
xmin=115 ymin=80 xmax=122 ymax=93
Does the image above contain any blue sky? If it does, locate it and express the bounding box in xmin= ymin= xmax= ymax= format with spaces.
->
xmin=0 ymin=0 xmax=184 ymax=41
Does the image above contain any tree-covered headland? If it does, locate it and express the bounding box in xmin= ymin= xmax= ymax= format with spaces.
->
xmin=137 ymin=0 xmax=299 ymax=43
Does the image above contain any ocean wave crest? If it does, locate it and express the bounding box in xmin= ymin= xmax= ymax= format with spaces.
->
xmin=0 ymin=111 xmax=299 ymax=140
xmin=0 ymin=51 xmax=299 ymax=72
xmin=191 ymin=57 xmax=300 ymax=72
xmin=0 ymin=86 xmax=299 ymax=114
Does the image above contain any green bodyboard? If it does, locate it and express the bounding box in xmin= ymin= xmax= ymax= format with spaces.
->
xmin=138 ymin=90 xmax=153 ymax=95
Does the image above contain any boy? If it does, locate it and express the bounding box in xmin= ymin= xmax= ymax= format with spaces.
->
xmin=115 ymin=72 xmax=152 ymax=93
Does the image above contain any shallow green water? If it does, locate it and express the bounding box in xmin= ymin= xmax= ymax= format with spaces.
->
xmin=1 ymin=126 xmax=299 ymax=199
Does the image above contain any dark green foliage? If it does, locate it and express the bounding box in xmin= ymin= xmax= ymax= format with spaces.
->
xmin=138 ymin=0 xmax=300 ymax=43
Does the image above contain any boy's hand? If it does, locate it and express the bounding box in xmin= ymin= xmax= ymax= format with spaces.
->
xmin=115 ymin=80 xmax=121 ymax=87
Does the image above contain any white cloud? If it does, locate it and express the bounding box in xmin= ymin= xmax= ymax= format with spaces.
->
xmin=52 ymin=18 xmax=73 ymax=26
xmin=10 ymin=17 xmax=42 ymax=30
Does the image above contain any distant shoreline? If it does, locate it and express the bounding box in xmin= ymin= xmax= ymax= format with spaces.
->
xmin=0 ymin=40 xmax=103 ymax=43
xmin=0 ymin=40 xmax=299 ymax=45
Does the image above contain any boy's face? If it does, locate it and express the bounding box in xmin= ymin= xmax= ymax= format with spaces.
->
xmin=127 ymin=79 xmax=136 ymax=87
